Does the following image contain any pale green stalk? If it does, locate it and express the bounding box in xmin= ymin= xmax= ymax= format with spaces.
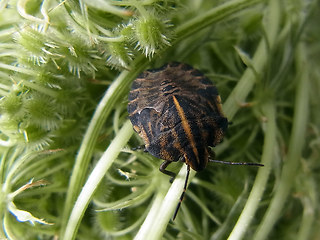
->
xmin=135 ymin=165 xmax=196 ymax=240
xmin=133 ymin=182 xmax=171 ymax=240
xmin=175 ymin=0 xmax=264 ymax=41
xmin=210 ymin=183 xmax=249 ymax=240
xmin=253 ymin=42 xmax=310 ymax=240
xmin=296 ymin=176 xmax=317 ymax=240
xmin=223 ymin=0 xmax=280 ymax=120
xmin=62 ymin=120 xmax=133 ymax=240
xmin=223 ymin=1 xmax=281 ymax=238
xmin=61 ymin=56 xmax=149 ymax=237
xmin=227 ymin=102 xmax=276 ymax=240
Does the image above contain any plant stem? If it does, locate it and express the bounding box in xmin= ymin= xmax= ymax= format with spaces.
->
xmin=60 ymin=55 xmax=148 ymax=238
xmin=175 ymin=0 xmax=264 ymax=42
xmin=297 ymin=171 xmax=317 ymax=240
xmin=227 ymin=102 xmax=276 ymax=240
xmin=210 ymin=182 xmax=249 ymax=240
xmin=134 ymin=180 xmax=171 ymax=240
xmin=253 ymin=42 xmax=310 ymax=240
xmin=62 ymin=120 xmax=133 ymax=240
xmin=135 ymin=165 xmax=196 ymax=240
xmin=223 ymin=0 xmax=280 ymax=120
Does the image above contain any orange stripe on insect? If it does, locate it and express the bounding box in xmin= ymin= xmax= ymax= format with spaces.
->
xmin=215 ymin=95 xmax=224 ymax=113
xmin=172 ymin=95 xmax=200 ymax=165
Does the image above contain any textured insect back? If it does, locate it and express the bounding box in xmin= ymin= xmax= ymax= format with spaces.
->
xmin=128 ymin=62 xmax=229 ymax=219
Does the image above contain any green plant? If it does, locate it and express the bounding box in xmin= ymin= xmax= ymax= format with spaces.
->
xmin=0 ymin=0 xmax=319 ymax=239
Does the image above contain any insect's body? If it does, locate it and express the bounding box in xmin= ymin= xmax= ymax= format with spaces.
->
xmin=128 ymin=62 xmax=228 ymax=173
xmin=128 ymin=62 xmax=232 ymax=220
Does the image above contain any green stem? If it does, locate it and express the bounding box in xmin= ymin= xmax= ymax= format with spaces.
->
xmin=227 ymin=102 xmax=276 ymax=240
xmin=210 ymin=182 xmax=249 ymax=240
xmin=2 ymin=149 xmax=35 ymax=193
xmin=130 ymin=0 xmax=149 ymax=18
xmin=19 ymin=79 xmax=58 ymax=98
xmin=62 ymin=120 xmax=133 ymax=240
xmin=135 ymin=165 xmax=196 ymax=240
xmin=60 ymin=55 xmax=148 ymax=238
xmin=134 ymin=181 xmax=170 ymax=240
xmin=297 ymin=193 xmax=316 ymax=240
xmin=0 ymin=63 xmax=36 ymax=75
xmin=175 ymin=0 xmax=264 ymax=42
xmin=253 ymin=42 xmax=310 ymax=240
xmin=223 ymin=0 xmax=280 ymax=119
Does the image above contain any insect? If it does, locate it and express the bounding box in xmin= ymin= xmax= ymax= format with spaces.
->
xmin=127 ymin=62 xmax=263 ymax=220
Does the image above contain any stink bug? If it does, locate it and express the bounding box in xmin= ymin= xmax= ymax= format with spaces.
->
xmin=127 ymin=62 xmax=263 ymax=220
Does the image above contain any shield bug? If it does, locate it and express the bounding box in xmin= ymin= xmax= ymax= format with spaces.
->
xmin=127 ymin=62 xmax=263 ymax=220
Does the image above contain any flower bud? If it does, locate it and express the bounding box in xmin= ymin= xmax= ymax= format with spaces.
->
xmin=133 ymin=15 xmax=170 ymax=57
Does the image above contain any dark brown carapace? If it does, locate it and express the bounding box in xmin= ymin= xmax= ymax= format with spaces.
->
xmin=128 ymin=62 xmax=228 ymax=220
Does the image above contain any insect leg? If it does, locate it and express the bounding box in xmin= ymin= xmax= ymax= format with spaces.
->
xmin=209 ymin=159 xmax=264 ymax=167
xmin=172 ymin=164 xmax=190 ymax=221
xmin=159 ymin=160 xmax=176 ymax=183
xmin=131 ymin=145 xmax=148 ymax=152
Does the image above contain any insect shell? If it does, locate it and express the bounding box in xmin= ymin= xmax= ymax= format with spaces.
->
xmin=127 ymin=62 xmax=228 ymax=219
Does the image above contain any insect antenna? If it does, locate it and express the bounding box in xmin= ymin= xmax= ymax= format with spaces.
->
xmin=209 ymin=159 xmax=264 ymax=167
xmin=172 ymin=164 xmax=191 ymax=221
